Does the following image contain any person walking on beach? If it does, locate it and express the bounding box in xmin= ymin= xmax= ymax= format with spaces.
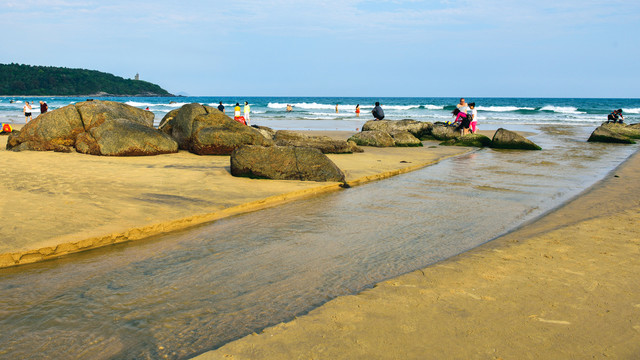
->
xmin=39 ymin=101 xmax=48 ymax=114
xmin=372 ymin=102 xmax=384 ymax=121
xmin=23 ymin=101 xmax=32 ymax=123
xmin=356 ymin=104 xmax=360 ymax=117
xmin=244 ymin=101 xmax=251 ymax=125
xmin=218 ymin=101 xmax=225 ymax=113
xmin=469 ymin=102 xmax=478 ymax=134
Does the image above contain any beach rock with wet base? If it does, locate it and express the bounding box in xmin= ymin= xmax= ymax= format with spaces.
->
xmin=491 ymin=128 xmax=542 ymax=150
xmin=440 ymin=133 xmax=492 ymax=147
xmin=274 ymin=130 xmax=363 ymax=153
xmin=390 ymin=131 xmax=422 ymax=147
xmin=430 ymin=124 xmax=461 ymax=141
xmin=231 ymin=145 xmax=346 ymax=182
xmin=362 ymin=119 xmax=433 ymax=140
xmin=348 ymin=130 xmax=395 ymax=147
xmin=6 ymin=100 xmax=177 ymax=155
xmin=599 ymin=123 xmax=640 ymax=140
xmin=588 ymin=125 xmax=636 ymax=144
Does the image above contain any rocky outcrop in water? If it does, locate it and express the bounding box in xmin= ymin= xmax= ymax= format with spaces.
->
xmin=274 ymin=130 xmax=362 ymax=153
xmin=348 ymin=130 xmax=395 ymax=147
xmin=440 ymin=134 xmax=492 ymax=147
xmin=491 ymin=128 xmax=542 ymax=150
xmin=230 ymin=145 xmax=346 ymax=182
xmin=6 ymin=100 xmax=177 ymax=155
xmin=159 ymin=103 xmax=272 ymax=155
xmin=588 ymin=124 xmax=636 ymax=144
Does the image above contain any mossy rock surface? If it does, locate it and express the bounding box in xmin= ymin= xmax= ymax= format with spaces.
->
xmin=601 ymin=123 xmax=640 ymax=139
xmin=440 ymin=134 xmax=492 ymax=147
xmin=588 ymin=125 xmax=636 ymax=144
xmin=491 ymin=128 xmax=542 ymax=150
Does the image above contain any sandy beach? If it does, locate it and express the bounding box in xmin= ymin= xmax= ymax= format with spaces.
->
xmin=0 ymin=127 xmax=470 ymax=268
xmin=195 ymin=149 xmax=640 ymax=359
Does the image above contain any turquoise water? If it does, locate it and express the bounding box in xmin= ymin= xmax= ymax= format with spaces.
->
xmin=2 ymin=96 xmax=639 ymax=131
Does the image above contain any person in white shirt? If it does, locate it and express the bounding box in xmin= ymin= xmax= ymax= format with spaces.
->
xmin=468 ymin=102 xmax=478 ymax=134
xmin=23 ymin=101 xmax=32 ymax=123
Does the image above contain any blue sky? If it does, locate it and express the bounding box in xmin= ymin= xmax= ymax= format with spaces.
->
xmin=1 ymin=0 xmax=638 ymax=97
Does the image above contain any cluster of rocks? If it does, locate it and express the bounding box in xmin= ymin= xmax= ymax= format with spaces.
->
xmin=588 ymin=123 xmax=640 ymax=144
xmin=348 ymin=120 xmax=542 ymax=150
xmin=7 ymin=100 xmax=177 ymax=155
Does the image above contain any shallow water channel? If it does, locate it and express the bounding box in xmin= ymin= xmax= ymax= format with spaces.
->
xmin=0 ymin=126 xmax=637 ymax=360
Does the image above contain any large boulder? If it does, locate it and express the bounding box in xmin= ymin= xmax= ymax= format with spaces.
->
xmin=75 ymin=100 xmax=154 ymax=129
xmin=274 ymin=130 xmax=362 ymax=153
xmin=430 ymin=124 xmax=460 ymax=141
xmin=491 ymin=128 xmax=542 ymax=150
xmin=6 ymin=100 xmax=174 ymax=155
xmin=164 ymin=103 xmax=215 ymax=149
xmin=588 ymin=126 xmax=636 ymax=144
xmin=189 ymin=112 xmax=273 ymax=155
xmin=390 ymin=131 xmax=422 ymax=147
xmin=75 ymin=118 xmax=178 ymax=156
xmin=231 ymin=145 xmax=346 ymax=182
xmin=348 ymin=130 xmax=395 ymax=147
xmin=440 ymin=134 xmax=492 ymax=147
xmin=363 ymin=119 xmax=432 ymax=139
xmin=600 ymin=123 xmax=640 ymax=139
xmin=6 ymin=104 xmax=84 ymax=151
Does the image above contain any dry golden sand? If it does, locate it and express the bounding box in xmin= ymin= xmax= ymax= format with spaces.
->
xmin=0 ymin=129 xmax=469 ymax=268
xmin=196 ymin=150 xmax=640 ymax=359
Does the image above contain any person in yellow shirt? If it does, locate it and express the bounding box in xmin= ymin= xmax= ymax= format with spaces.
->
xmin=234 ymin=103 xmax=241 ymax=118
xmin=243 ymin=101 xmax=251 ymax=125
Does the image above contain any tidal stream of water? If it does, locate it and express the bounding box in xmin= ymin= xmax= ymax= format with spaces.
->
xmin=0 ymin=126 xmax=637 ymax=359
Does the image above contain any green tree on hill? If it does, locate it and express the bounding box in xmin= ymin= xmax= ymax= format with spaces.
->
xmin=0 ymin=63 xmax=172 ymax=96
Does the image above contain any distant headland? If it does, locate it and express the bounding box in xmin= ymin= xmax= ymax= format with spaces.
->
xmin=0 ymin=63 xmax=173 ymax=97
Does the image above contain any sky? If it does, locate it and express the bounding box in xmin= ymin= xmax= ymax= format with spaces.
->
xmin=1 ymin=0 xmax=638 ymax=97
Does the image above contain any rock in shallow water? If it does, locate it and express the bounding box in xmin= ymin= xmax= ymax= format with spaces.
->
xmin=491 ymin=128 xmax=542 ymax=150
xmin=231 ymin=145 xmax=346 ymax=182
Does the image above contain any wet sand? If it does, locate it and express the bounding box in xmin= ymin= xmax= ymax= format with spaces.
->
xmin=196 ymin=150 xmax=640 ymax=359
xmin=0 ymin=128 xmax=469 ymax=268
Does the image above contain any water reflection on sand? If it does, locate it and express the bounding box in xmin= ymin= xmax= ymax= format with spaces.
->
xmin=0 ymin=125 xmax=637 ymax=360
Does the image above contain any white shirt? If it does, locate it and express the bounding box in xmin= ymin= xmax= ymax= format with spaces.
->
xmin=470 ymin=108 xmax=478 ymax=121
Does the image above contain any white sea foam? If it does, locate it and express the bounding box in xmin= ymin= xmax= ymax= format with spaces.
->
xmin=424 ymin=104 xmax=444 ymax=110
xmin=476 ymin=106 xmax=536 ymax=112
xmin=540 ymin=105 xmax=585 ymax=114
xmin=622 ymin=108 xmax=640 ymax=114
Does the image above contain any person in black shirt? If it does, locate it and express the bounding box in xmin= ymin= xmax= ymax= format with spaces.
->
xmin=39 ymin=101 xmax=48 ymax=114
xmin=217 ymin=101 xmax=225 ymax=114
xmin=372 ymin=102 xmax=384 ymax=120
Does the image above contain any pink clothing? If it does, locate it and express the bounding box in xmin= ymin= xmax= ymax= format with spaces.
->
xmin=455 ymin=112 xmax=467 ymax=122
xmin=470 ymin=121 xmax=478 ymax=133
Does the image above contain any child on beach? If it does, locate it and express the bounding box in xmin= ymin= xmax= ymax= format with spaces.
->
xmin=469 ymin=102 xmax=478 ymax=134
xmin=356 ymin=104 xmax=360 ymax=117
xmin=244 ymin=101 xmax=251 ymax=126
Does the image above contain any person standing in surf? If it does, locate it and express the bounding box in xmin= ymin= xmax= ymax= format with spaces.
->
xmin=23 ymin=101 xmax=32 ymax=123
xmin=356 ymin=104 xmax=360 ymax=117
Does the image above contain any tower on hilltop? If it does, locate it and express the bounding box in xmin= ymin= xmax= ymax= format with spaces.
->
xmin=135 ymin=73 xmax=139 ymax=80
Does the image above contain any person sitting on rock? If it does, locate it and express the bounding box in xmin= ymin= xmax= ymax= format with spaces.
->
xmin=371 ymin=102 xmax=384 ymax=121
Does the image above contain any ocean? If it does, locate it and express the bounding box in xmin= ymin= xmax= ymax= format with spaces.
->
xmin=1 ymin=96 xmax=639 ymax=131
